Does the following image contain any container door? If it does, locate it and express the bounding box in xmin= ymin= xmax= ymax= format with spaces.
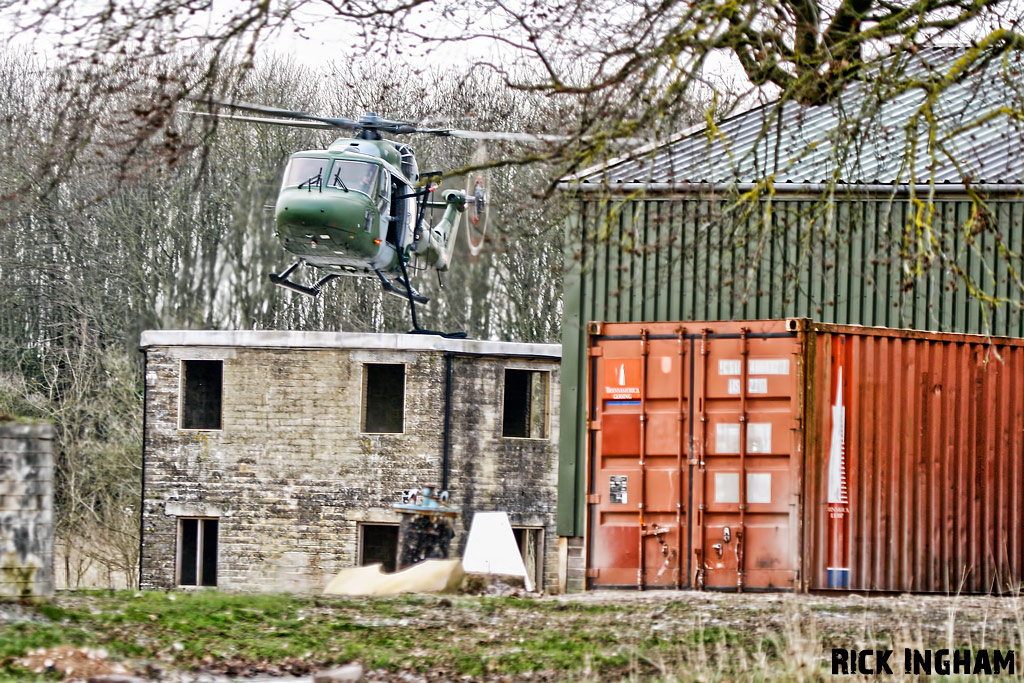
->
xmin=693 ymin=329 xmax=801 ymax=590
xmin=587 ymin=320 xmax=802 ymax=591
xmin=587 ymin=329 xmax=691 ymax=588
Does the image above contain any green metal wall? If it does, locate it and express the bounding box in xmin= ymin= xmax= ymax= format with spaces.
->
xmin=557 ymin=193 xmax=1024 ymax=536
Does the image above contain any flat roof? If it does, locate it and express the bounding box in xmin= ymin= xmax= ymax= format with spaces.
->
xmin=140 ymin=330 xmax=561 ymax=360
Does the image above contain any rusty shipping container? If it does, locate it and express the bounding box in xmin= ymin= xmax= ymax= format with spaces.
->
xmin=586 ymin=319 xmax=1024 ymax=593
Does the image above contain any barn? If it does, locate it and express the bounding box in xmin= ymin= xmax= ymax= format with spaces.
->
xmin=555 ymin=48 xmax=1024 ymax=592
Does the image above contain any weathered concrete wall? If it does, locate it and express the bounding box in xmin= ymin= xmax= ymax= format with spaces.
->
xmin=0 ymin=421 xmax=54 ymax=599
xmin=140 ymin=335 xmax=560 ymax=593
xmin=446 ymin=356 xmax=561 ymax=590
xmin=561 ymin=536 xmax=585 ymax=593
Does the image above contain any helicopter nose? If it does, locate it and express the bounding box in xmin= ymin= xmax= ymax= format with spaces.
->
xmin=274 ymin=192 xmax=379 ymax=265
xmin=277 ymin=191 xmax=371 ymax=232
xmin=279 ymin=205 xmax=328 ymax=226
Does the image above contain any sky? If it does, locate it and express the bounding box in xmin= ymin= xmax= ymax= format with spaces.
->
xmin=0 ymin=0 xmax=512 ymax=70
xmin=263 ymin=2 xmax=509 ymax=65
xmin=2 ymin=0 xmax=1017 ymax=126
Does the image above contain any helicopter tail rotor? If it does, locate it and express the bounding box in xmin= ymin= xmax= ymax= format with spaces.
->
xmin=463 ymin=142 xmax=492 ymax=262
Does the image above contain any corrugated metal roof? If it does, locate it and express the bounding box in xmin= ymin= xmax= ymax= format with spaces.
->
xmin=575 ymin=48 xmax=1024 ymax=188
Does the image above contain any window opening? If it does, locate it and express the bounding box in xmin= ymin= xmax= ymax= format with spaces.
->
xmin=178 ymin=518 xmax=218 ymax=587
xmin=362 ymin=364 xmax=405 ymax=433
xmin=360 ymin=524 xmax=399 ymax=573
xmin=502 ymin=369 xmax=549 ymax=438
xmin=512 ymin=527 xmax=543 ymax=590
xmin=181 ymin=360 xmax=222 ymax=430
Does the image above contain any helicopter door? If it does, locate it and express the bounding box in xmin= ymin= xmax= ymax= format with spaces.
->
xmin=377 ymin=173 xmax=395 ymax=245
xmin=388 ymin=178 xmax=412 ymax=248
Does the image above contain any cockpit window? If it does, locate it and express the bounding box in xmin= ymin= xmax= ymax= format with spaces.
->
xmin=328 ymin=160 xmax=379 ymax=196
xmin=282 ymin=157 xmax=328 ymax=188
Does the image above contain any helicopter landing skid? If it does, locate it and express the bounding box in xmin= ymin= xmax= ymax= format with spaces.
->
xmin=374 ymin=269 xmax=429 ymax=305
xmin=380 ymin=265 xmax=468 ymax=339
xmin=269 ymin=260 xmax=340 ymax=297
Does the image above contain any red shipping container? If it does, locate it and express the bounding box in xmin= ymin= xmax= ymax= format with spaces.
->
xmin=585 ymin=319 xmax=1024 ymax=593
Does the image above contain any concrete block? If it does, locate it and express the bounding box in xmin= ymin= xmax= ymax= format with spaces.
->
xmin=0 ymin=421 xmax=54 ymax=600
xmin=314 ymin=662 xmax=364 ymax=682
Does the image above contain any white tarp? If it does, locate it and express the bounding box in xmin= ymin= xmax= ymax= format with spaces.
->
xmin=323 ymin=559 xmax=464 ymax=596
xmin=461 ymin=511 xmax=533 ymax=591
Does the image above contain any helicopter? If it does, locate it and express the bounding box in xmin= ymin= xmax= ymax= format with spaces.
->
xmin=189 ymin=100 xmax=563 ymax=332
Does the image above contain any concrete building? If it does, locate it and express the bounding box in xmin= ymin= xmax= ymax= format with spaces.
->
xmin=0 ymin=420 xmax=54 ymax=600
xmin=139 ymin=331 xmax=560 ymax=593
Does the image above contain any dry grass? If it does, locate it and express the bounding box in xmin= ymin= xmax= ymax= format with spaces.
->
xmin=0 ymin=589 xmax=1021 ymax=681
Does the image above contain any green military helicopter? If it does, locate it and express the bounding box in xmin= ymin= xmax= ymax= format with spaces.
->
xmin=191 ymin=100 xmax=559 ymax=332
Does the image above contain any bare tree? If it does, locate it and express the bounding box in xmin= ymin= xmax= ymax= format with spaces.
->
xmin=3 ymin=0 xmax=1022 ymax=588
xmin=0 ymin=50 xmax=580 ymax=585
xmin=6 ymin=0 xmax=1016 ymax=167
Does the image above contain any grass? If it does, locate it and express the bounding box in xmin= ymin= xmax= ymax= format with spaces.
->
xmin=1 ymin=589 xmax=1022 ymax=680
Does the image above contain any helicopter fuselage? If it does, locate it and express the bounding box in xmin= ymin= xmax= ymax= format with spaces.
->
xmin=186 ymin=100 xmax=493 ymax=330
xmin=274 ymin=137 xmax=416 ymax=277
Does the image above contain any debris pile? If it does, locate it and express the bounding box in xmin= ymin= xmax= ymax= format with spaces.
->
xmin=16 ymin=645 xmax=131 ymax=680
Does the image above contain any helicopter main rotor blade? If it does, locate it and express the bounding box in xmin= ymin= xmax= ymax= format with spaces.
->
xmin=189 ymin=97 xmax=650 ymax=146
xmin=412 ymin=125 xmax=649 ymax=146
xmin=423 ymin=128 xmax=570 ymax=143
xmin=188 ymin=97 xmax=362 ymax=130
xmin=186 ymin=110 xmax=335 ymax=129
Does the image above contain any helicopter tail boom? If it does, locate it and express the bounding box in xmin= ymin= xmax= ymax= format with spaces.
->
xmin=412 ymin=189 xmax=465 ymax=271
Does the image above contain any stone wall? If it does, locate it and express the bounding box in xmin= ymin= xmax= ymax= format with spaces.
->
xmin=0 ymin=421 xmax=54 ymax=600
xmin=140 ymin=333 xmax=560 ymax=593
